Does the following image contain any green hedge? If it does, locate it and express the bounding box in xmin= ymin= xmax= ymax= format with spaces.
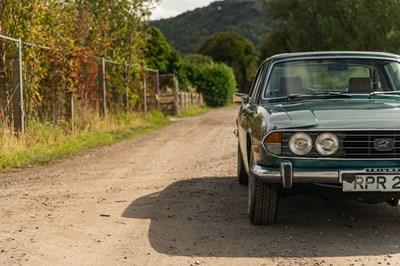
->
xmin=184 ymin=63 xmax=237 ymax=107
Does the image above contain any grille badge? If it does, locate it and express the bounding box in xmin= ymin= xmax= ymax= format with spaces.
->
xmin=374 ymin=139 xmax=395 ymax=152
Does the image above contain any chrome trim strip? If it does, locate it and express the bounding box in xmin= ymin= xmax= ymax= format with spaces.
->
xmin=252 ymin=164 xmax=339 ymax=184
xmin=273 ymin=156 xmax=400 ymax=161
xmin=266 ymin=128 xmax=400 ymax=132
xmin=267 ymin=53 xmax=400 ymax=63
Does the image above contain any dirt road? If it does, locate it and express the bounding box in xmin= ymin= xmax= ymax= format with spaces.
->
xmin=1 ymin=106 xmax=400 ymax=266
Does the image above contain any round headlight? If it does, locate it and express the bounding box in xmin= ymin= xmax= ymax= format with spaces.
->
xmin=315 ymin=133 xmax=339 ymax=156
xmin=289 ymin=133 xmax=312 ymax=156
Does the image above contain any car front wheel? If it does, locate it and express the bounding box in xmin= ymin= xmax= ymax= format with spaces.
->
xmin=248 ymin=153 xmax=279 ymax=225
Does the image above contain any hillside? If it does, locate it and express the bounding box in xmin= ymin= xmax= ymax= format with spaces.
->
xmin=152 ymin=0 xmax=273 ymax=54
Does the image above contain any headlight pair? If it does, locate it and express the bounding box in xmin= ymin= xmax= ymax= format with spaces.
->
xmin=289 ymin=132 xmax=339 ymax=156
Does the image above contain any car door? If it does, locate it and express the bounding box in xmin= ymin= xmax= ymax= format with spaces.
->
xmin=237 ymin=62 xmax=269 ymax=174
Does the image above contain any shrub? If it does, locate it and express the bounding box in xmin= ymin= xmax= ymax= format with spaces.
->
xmin=185 ymin=63 xmax=237 ymax=107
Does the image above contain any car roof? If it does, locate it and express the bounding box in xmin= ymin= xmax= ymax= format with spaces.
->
xmin=264 ymin=51 xmax=400 ymax=63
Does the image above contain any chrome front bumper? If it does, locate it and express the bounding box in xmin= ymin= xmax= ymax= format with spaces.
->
xmin=252 ymin=161 xmax=339 ymax=188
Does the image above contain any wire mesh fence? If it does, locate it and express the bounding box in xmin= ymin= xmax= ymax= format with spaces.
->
xmin=0 ymin=34 xmax=204 ymax=134
xmin=0 ymin=35 xmax=149 ymax=133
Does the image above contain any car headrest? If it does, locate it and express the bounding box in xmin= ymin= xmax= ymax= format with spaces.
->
xmin=280 ymin=77 xmax=304 ymax=94
xmin=348 ymin=77 xmax=373 ymax=93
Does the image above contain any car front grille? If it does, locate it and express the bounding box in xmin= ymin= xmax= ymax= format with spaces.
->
xmin=281 ymin=131 xmax=400 ymax=159
xmin=342 ymin=131 xmax=400 ymax=158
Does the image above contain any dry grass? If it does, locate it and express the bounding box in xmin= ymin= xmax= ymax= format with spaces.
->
xmin=0 ymin=109 xmax=168 ymax=171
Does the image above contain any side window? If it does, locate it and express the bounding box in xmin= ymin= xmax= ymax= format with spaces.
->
xmin=384 ymin=62 xmax=400 ymax=91
xmin=250 ymin=63 xmax=268 ymax=103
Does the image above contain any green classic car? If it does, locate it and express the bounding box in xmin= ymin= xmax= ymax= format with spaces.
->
xmin=236 ymin=51 xmax=400 ymax=225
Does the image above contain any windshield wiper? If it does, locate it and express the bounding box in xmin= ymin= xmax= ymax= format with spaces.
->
xmin=283 ymin=92 xmax=351 ymax=102
xmin=370 ymin=91 xmax=400 ymax=97
xmin=267 ymin=92 xmax=352 ymax=103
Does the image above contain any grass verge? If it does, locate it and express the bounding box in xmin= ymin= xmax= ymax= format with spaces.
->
xmin=174 ymin=106 xmax=209 ymax=118
xmin=0 ymin=107 xmax=209 ymax=172
xmin=0 ymin=110 xmax=169 ymax=172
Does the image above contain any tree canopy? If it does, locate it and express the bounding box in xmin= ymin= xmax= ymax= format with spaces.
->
xmin=145 ymin=27 xmax=172 ymax=72
xmin=198 ymin=31 xmax=258 ymax=93
xmin=261 ymin=0 xmax=400 ymax=59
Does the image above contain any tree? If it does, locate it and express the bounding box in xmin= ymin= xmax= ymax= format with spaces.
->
xmin=145 ymin=26 xmax=172 ymax=73
xmin=259 ymin=28 xmax=290 ymax=62
xmin=260 ymin=0 xmax=400 ymax=59
xmin=198 ymin=31 xmax=258 ymax=93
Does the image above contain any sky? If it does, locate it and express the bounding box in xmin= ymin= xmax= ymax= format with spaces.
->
xmin=150 ymin=0 xmax=216 ymax=20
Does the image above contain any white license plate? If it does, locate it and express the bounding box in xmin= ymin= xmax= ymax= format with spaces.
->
xmin=343 ymin=174 xmax=400 ymax=192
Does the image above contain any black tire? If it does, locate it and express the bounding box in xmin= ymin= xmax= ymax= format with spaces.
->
xmin=237 ymin=143 xmax=249 ymax=185
xmin=248 ymin=153 xmax=279 ymax=225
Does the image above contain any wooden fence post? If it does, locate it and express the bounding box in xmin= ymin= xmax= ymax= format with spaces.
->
xmin=155 ymin=70 xmax=160 ymax=111
xmin=194 ymin=93 xmax=198 ymax=107
xmin=124 ymin=65 xmax=129 ymax=114
xmin=98 ymin=57 xmax=106 ymax=118
xmin=173 ymin=74 xmax=179 ymax=114
xmin=143 ymin=71 xmax=147 ymax=113
xmin=183 ymin=92 xmax=186 ymax=111
xmin=66 ymin=58 xmax=74 ymax=129
xmin=183 ymin=92 xmax=187 ymax=111
xmin=179 ymin=91 xmax=183 ymax=112
xmin=12 ymin=39 xmax=25 ymax=134
xmin=66 ymin=91 xmax=74 ymax=129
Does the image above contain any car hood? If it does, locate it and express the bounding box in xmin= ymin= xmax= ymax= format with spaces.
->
xmin=267 ymin=99 xmax=400 ymax=130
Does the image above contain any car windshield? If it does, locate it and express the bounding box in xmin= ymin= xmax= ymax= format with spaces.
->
xmin=263 ymin=58 xmax=400 ymax=99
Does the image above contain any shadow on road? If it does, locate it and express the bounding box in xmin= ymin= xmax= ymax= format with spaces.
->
xmin=122 ymin=176 xmax=400 ymax=258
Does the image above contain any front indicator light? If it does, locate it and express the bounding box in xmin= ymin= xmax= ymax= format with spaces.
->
xmin=289 ymin=132 xmax=312 ymax=156
xmin=264 ymin=132 xmax=282 ymax=155
xmin=315 ymin=133 xmax=339 ymax=156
